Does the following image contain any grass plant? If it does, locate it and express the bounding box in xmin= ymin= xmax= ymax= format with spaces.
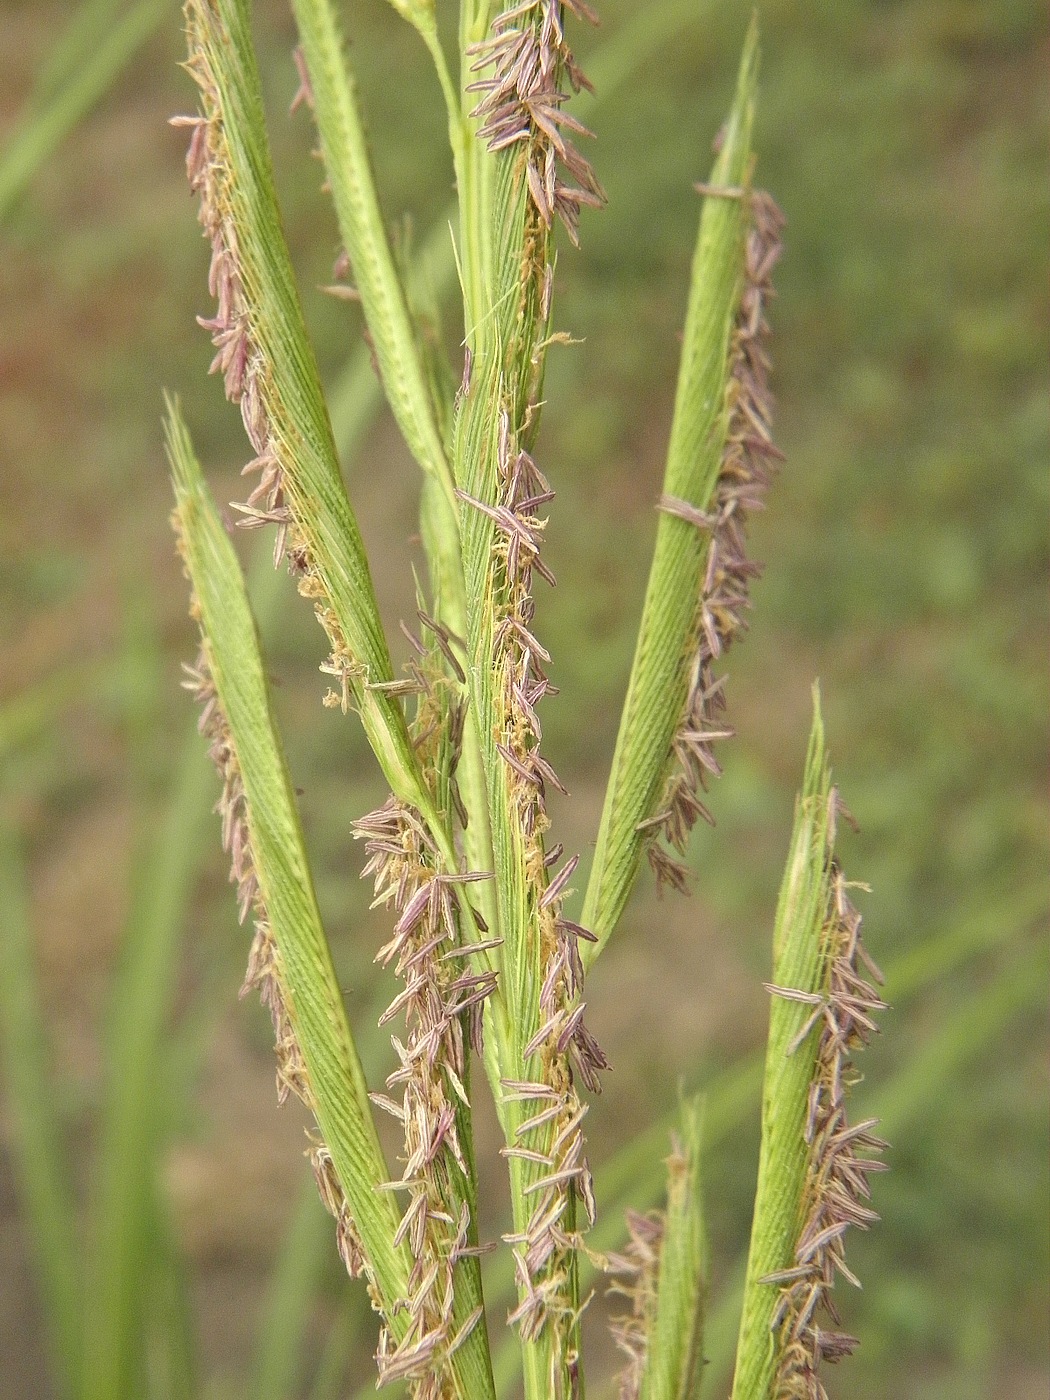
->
xmin=162 ymin=2 xmax=883 ymax=1393
xmin=3 ymin=0 xmax=1043 ymax=1397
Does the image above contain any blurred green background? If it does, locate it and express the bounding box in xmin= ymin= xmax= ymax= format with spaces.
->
xmin=1 ymin=0 xmax=1046 ymax=1397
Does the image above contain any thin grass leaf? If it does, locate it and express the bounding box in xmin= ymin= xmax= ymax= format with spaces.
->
xmin=81 ymin=716 xmax=213 ymax=1400
xmin=0 ymin=821 xmax=81 ymax=1400
xmin=146 ymin=1189 xmax=197 ymax=1400
xmin=0 ymin=660 xmax=104 ymax=761
xmin=250 ymin=1176 xmax=332 ymax=1400
xmin=885 ymin=884 xmax=1046 ymax=1002
xmin=306 ymin=1293 xmax=364 ymax=1400
xmin=177 ymin=0 xmax=441 ymax=837
xmin=165 ymin=402 xmax=411 ymax=1321
xmin=582 ymin=21 xmax=768 ymax=962
xmin=70 ymin=597 xmax=209 ymax=1400
xmin=578 ymin=0 xmax=714 ymax=109
xmin=31 ymin=0 xmax=126 ymax=106
xmin=877 ymin=939 xmax=1047 ymax=1141
xmin=0 ymin=0 xmax=165 ymax=223
xmin=732 ymin=690 xmax=885 ymax=1400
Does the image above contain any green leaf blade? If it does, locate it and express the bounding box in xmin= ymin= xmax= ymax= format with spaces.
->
xmin=0 ymin=823 xmax=82 ymax=1400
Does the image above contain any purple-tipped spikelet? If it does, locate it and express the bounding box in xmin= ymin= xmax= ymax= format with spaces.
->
xmin=762 ymin=797 xmax=888 ymax=1397
xmin=646 ymin=189 xmax=786 ymax=893
xmin=352 ymin=790 xmax=495 ymax=1388
xmin=468 ymin=0 xmax=606 ymax=246
xmin=178 ymin=634 xmax=370 ymax=1281
xmin=605 ymin=1208 xmax=665 ymax=1399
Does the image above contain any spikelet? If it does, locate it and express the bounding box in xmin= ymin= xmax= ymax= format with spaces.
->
xmin=761 ymin=809 xmax=888 ymax=1397
xmin=468 ymin=0 xmax=606 ymax=246
xmin=646 ymin=189 xmax=786 ymax=892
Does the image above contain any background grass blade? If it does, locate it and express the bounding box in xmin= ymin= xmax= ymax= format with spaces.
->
xmin=307 ymin=1295 xmax=364 ymax=1400
xmin=80 ymin=724 xmax=213 ymax=1400
xmin=0 ymin=820 xmax=82 ymax=1400
xmin=0 ymin=0 xmax=165 ymax=224
xmin=249 ymin=1177 xmax=332 ymax=1400
xmin=146 ymin=1186 xmax=197 ymax=1400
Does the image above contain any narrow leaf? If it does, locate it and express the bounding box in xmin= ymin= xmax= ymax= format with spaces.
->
xmin=81 ymin=718 xmax=213 ymax=1400
xmin=250 ymin=1177 xmax=331 ymax=1400
xmin=0 ymin=821 xmax=81 ymax=1400
xmin=0 ymin=0 xmax=164 ymax=222
xmin=146 ymin=1189 xmax=197 ymax=1400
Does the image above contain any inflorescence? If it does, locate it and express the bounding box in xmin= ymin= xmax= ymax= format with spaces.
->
xmin=457 ymin=405 xmax=608 ymax=1356
xmin=173 ymin=4 xmax=365 ymax=726
xmin=647 ymin=189 xmax=786 ymax=893
xmin=178 ymin=634 xmax=370 ymax=1284
xmin=760 ymin=794 xmax=888 ymax=1399
xmin=468 ymin=0 xmax=606 ymax=245
xmin=353 ymin=796 xmax=496 ymax=1388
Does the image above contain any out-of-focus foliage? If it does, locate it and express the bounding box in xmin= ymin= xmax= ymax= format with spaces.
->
xmin=0 ymin=1 xmax=1045 ymax=1397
